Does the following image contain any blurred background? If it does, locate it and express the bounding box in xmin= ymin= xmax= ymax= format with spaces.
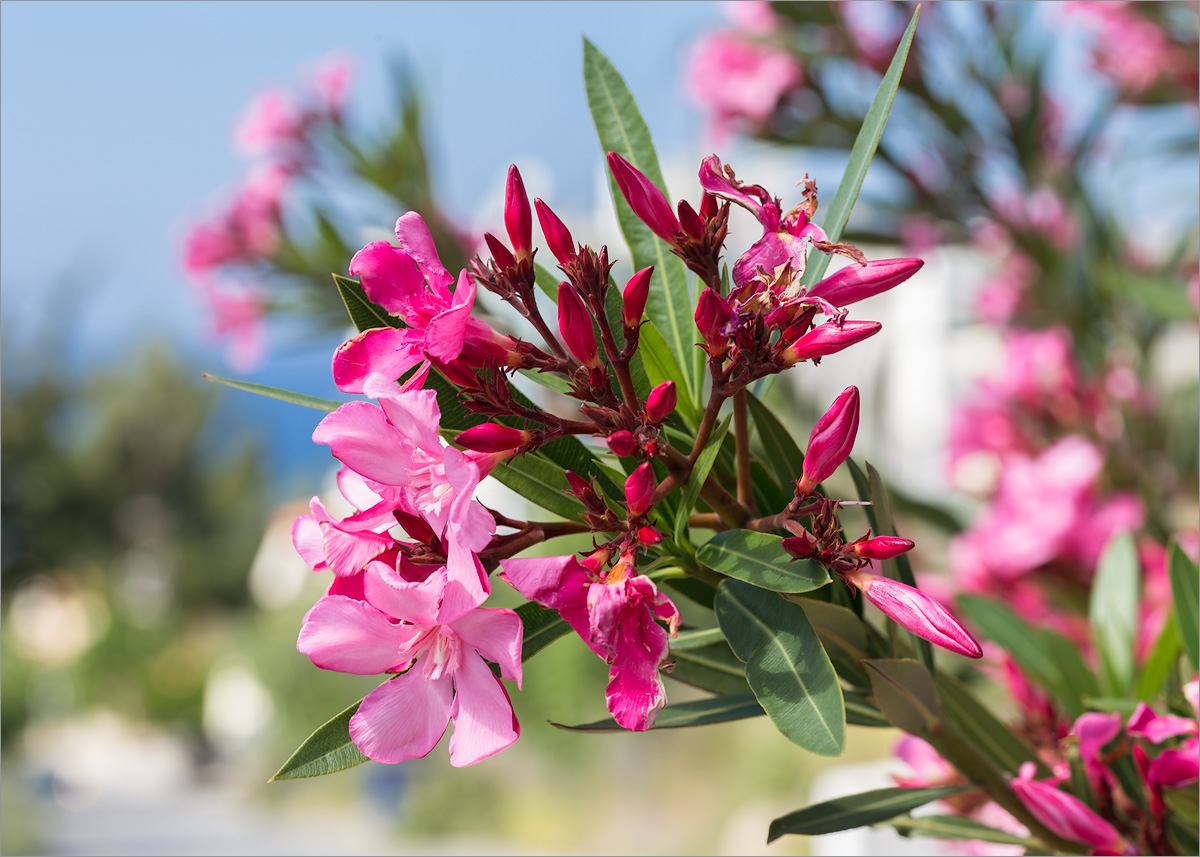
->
xmin=2 ymin=2 xmax=1196 ymax=855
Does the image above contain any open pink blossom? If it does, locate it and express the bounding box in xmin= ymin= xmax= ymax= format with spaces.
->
xmin=500 ymin=552 xmax=680 ymax=731
xmin=333 ymin=213 xmax=519 ymax=393
xmin=297 ymin=560 xmax=522 ymax=767
xmin=685 ymin=33 xmax=802 ymax=142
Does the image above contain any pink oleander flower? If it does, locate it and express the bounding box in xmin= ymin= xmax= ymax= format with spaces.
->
xmin=194 ymin=279 xmax=267 ymax=371
xmin=297 ymin=560 xmax=522 ymax=767
xmin=894 ymin=735 xmax=958 ymax=788
xmin=644 ymin=381 xmax=677 ymax=424
xmin=724 ymin=0 xmax=777 ymax=34
xmin=1062 ymin=1 xmax=1179 ymax=95
xmin=843 ymin=566 xmax=983 ymax=658
xmin=235 ymin=88 xmax=307 ymax=155
xmin=1011 ymin=762 xmax=1131 ymax=855
xmin=535 ymin=199 xmax=576 ymax=267
xmin=312 ymin=374 xmax=497 ymax=617
xmin=1127 ymin=702 xmax=1199 ymax=745
xmin=622 ymin=266 xmax=653 ymax=328
xmin=309 ymin=53 xmax=354 ymax=119
xmin=805 ymin=258 xmax=924 ymax=308
xmin=685 ymin=32 xmax=803 ymax=142
xmin=797 ymin=386 xmax=860 ymax=493
xmin=780 ymin=319 xmax=882 ymax=366
xmin=557 ymin=282 xmax=599 ymax=367
xmin=333 ymin=213 xmax=519 ymax=393
xmin=500 ymin=552 xmax=680 ymax=731
xmin=607 ymin=152 xmax=681 ymax=245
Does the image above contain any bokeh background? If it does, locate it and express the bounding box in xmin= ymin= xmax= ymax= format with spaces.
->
xmin=2 ymin=2 xmax=1197 ymax=855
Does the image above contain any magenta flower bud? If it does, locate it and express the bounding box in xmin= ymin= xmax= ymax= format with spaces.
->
xmin=484 ymin=232 xmax=516 ymax=271
xmin=607 ymin=151 xmax=682 ymax=244
xmin=677 ymin=198 xmax=704 ymax=240
xmin=781 ymin=535 xmax=814 ymax=559
xmin=504 ymin=165 xmax=532 ymax=259
xmin=699 ymin=191 xmax=718 ymax=222
xmin=606 ymin=430 xmax=637 ymax=458
xmin=638 ymin=525 xmax=663 ymax=546
xmin=781 ymin=320 xmax=882 ymax=366
xmin=534 ymin=198 xmax=576 ymax=267
xmin=807 ymin=258 xmax=924 ymax=308
xmin=558 ymin=282 xmax=599 ymax=367
xmin=456 ymin=423 xmax=531 ymax=453
xmin=622 ymin=266 xmax=654 ymax=328
xmin=854 ymin=536 xmax=915 ymax=561
xmin=625 ymin=462 xmax=657 ymax=517
xmin=848 ymin=569 xmax=983 ymax=659
xmin=565 ymin=470 xmax=592 ymax=498
xmin=798 ymin=386 xmax=859 ymax=492
xmin=695 ymin=287 xmax=732 ymax=355
xmin=1010 ymin=767 xmax=1130 ymax=853
xmin=644 ymin=381 xmax=677 ymax=424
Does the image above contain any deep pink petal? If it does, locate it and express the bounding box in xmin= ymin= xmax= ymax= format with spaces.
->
xmin=605 ymin=602 xmax=670 ymax=731
xmin=362 ymin=377 xmax=444 ymax=456
xmin=394 ymin=212 xmax=454 ymax=297
xmin=732 ymin=231 xmax=788 ymax=286
xmin=320 ymin=520 xmax=394 ymax=579
xmin=332 ymin=327 xmax=425 ymax=394
xmin=292 ymin=512 xmax=328 ymax=571
xmin=297 ymin=595 xmax=417 ymax=674
xmin=349 ymin=669 xmax=453 ymax=763
xmin=348 ymin=242 xmax=428 ymax=320
xmin=1148 ymin=741 xmax=1199 ymax=788
xmin=450 ymin=608 xmax=524 ymax=686
xmin=1010 ymin=776 xmax=1128 ymax=852
xmin=447 ymin=652 xmax=520 ymax=766
xmin=313 ymin=401 xmax=411 ymax=485
xmin=499 ymin=555 xmax=590 ymax=613
xmin=1074 ymin=711 xmax=1123 ymax=763
xmin=363 ymin=560 xmax=447 ymax=626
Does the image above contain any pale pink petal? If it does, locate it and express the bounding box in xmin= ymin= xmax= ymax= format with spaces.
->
xmin=446 ymin=652 xmax=520 ymax=766
xmin=336 ymin=468 xmax=385 ymax=513
xmin=438 ymin=549 xmax=490 ymax=624
xmin=298 ymin=595 xmax=416 ymax=674
xmin=394 ymin=212 xmax=454 ymax=296
xmin=292 ymin=512 xmax=328 ymax=570
xmin=313 ymin=401 xmax=411 ymax=485
xmin=320 ymin=521 xmax=394 ymax=578
xmin=349 ymin=669 xmax=454 ymax=763
xmin=363 ymin=561 xmax=447 ymax=626
xmin=363 ymin=378 xmax=444 ymax=455
xmin=450 ymin=608 xmax=523 ymax=686
xmin=332 ymin=327 xmax=425 ymax=393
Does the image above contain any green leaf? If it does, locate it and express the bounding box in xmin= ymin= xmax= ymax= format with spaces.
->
xmin=699 ymin=531 xmax=830 ymax=594
xmin=674 ymin=416 xmax=730 ymax=545
xmin=669 ymin=626 xmax=727 ymax=651
xmin=887 ymin=814 xmax=1039 ymax=847
xmin=271 ymin=700 xmax=368 ymax=781
xmin=768 ymin=786 xmax=968 ymax=841
xmin=668 ymin=639 xmax=751 ymax=696
xmin=637 ymin=317 xmax=701 ymax=431
xmin=488 ymin=452 xmax=586 ymax=520
xmin=583 ymin=38 xmax=697 ymax=403
xmin=334 ymin=272 xmax=399 ymax=332
xmin=1138 ymin=608 xmax=1180 ymax=701
xmin=202 ymin=374 xmax=343 ymax=412
xmin=715 ymin=580 xmax=844 ymax=756
xmin=1081 ymin=696 xmax=1141 ymax=716
xmin=516 ymin=601 xmax=569 ymax=662
xmin=1169 ymin=540 xmax=1199 ymax=671
xmin=847 ymin=458 xmax=879 ymax=533
xmin=934 ymin=671 xmax=1047 ymax=777
xmin=747 ymin=393 xmax=806 ymax=484
xmin=800 ymin=5 xmax=920 ymax=289
xmin=552 ymin=693 xmax=764 ymax=732
xmin=795 ymin=598 xmax=871 ymax=686
xmin=1164 ymin=785 xmax=1200 ymax=827
xmin=844 ymin=698 xmax=890 ymax=728
xmin=863 ymin=658 xmax=940 ymax=734
xmin=1091 ymin=531 xmax=1140 ymax=695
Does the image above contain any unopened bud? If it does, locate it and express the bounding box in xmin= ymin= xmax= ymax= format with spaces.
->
xmin=854 ymin=536 xmax=915 ymax=561
xmin=1010 ymin=766 xmax=1130 ymax=853
xmin=558 ymin=282 xmax=599 ymax=367
xmin=645 ymin=381 xmax=677 ymax=424
xmin=695 ymin=287 xmax=732 ymax=356
xmin=807 ymin=258 xmax=924 ymax=308
xmin=798 ymin=386 xmax=859 ymax=492
xmin=606 ymin=430 xmax=638 ymax=458
xmin=781 ymin=320 xmax=881 ymax=365
xmin=638 ymin=525 xmax=663 ymax=546
xmin=622 ymin=266 xmax=653 ymax=328
xmin=607 ymin=151 xmax=682 ymax=245
xmin=456 ymin=423 xmax=530 ymax=453
xmin=677 ymin=198 xmax=704 ymax=240
xmin=847 ymin=569 xmax=983 ymax=659
xmin=699 ymin=191 xmax=718 ymax=222
xmin=535 ymin=198 xmax=576 ymax=267
xmin=504 ymin=165 xmax=533 ymax=259
xmin=484 ymin=232 xmax=516 ymax=271
xmin=781 ymin=535 xmax=815 ymax=559
xmin=624 ymin=462 xmax=657 ymax=517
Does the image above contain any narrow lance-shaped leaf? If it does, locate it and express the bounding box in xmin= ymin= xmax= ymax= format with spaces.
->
xmin=747 ymin=393 xmax=806 ymax=484
xmin=667 ymin=639 xmax=751 ymax=696
xmin=674 ymin=415 xmax=730 ymax=545
xmin=271 ymin=700 xmax=368 ymax=781
xmin=864 ymin=658 xmax=940 ymax=734
xmin=768 ymin=785 xmax=969 ymax=841
xmin=715 ymin=580 xmax=844 ymax=756
xmin=202 ymin=374 xmax=343 ymax=412
xmin=515 ymin=600 xmax=569 ymax=663
xmin=887 ymin=815 xmax=1040 ymax=848
xmin=583 ymin=38 xmax=698 ymax=404
xmin=1090 ymin=531 xmax=1140 ymax=695
xmin=1169 ymin=540 xmax=1199 ymax=672
xmin=699 ymin=530 xmax=829 ymax=594
xmin=552 ymin=693 xmax=764 ymax=732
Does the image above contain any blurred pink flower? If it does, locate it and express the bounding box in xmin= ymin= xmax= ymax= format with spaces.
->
xmin=310 ymin=53 xmax=354 ymax=118
xmin=685 ymin=33 xmax=802 ymax=142
xmin=724 ymin=0 xmax=777 ymax=34
xmin=1063 ymin=1 xmax=1177 ymax=94
xmin=195 ymin=280 xmax=266 ymax=371
xmin=235 ymin=88 xmax=306 ymax=155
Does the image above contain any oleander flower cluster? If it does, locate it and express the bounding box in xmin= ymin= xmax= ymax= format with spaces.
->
xmin=290 ymin=152 xmax=980 ymax=766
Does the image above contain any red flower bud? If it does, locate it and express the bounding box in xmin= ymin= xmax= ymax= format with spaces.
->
xmin=638 ymin=525 xmax=663 ymax=546
xmin=456 ymin=423 xmax=531 ymax=453
xmin=699 ymin=191 xmax=718 ymax=222
xmin=853 ymin=536 xmax=915 ymax=561
xmin=534 ymin=198 xmax=576 ymax=267
xmin=557 ymin=282 xmax=599 ymax=367
xmin=781 ymin=535 xmax=814 ymax=559
xmin=644 ymin=381 xmax=677 ymax=424
xmin=807 ymin=258 xmax=923 ymax=308
xmin=606 ymin=430 xmax=637 ymax=458
xmin=504 ymin=165 xmax=532 ymax=260
xmin=484 ymin=232 xmax=516 ymax=271
xmin=695 ymin=287 xmax=732 ymax=356
xmin=780 ymin=319 xmax=881 ymax=365
xmin=1010 ymin=768 xmax=1130 ymax=853
xmin=846 ymin=568 xmax=983 ymax=659
xmin=607 ymin=151 xmax=682 ymax=244
xmin=798 ymin=386 xmax=859 ymax=492
xmin=622 ymin=266 xmax=653 ymax=328
xmin=677 ymin=198 xmax=704 ymax=240
xmin=624 ymin=462 xmax=657 ymax=517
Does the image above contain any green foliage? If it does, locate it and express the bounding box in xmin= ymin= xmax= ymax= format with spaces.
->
xmin=271 ymin=699 xmax=368 ymax=780
xmin=1090 ymin=532 xmax=1141 ymax=695
xmin=887 ymin=814 xmax=1038 ymax=847
xmin=698 ymin=530 xmax=829 ymax=593
xmin=769 ymin=785 xmax=969 ymax=841
xmin=552 ymin=693 xmax=765 ymax=732
xmin=863 ymin=658 xmax=940 ymax=734
xmin=1169 ymin=540 xmax=1199 ymax=672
